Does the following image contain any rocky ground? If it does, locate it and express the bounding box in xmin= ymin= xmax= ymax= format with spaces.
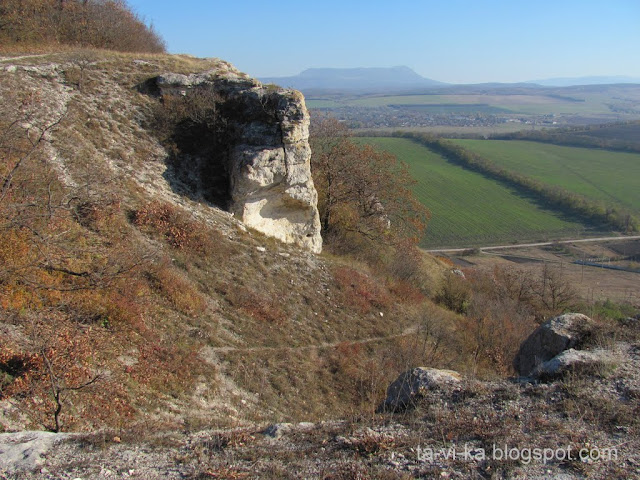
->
xmin=3 ymin=323 xmax=639 ymax=479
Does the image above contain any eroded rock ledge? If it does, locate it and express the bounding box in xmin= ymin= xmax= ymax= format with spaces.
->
xmin=156 ymin=67 xmax=322 ymax=253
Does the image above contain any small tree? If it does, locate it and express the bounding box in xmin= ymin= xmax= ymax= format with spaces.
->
xmin=310 ymin=117 xmax=429 ymax=257
xmin=40 ymin=346 xmax=102 ymax=433
xmin=435 ymin=271 xmax=471 ymax=314
xmin=535 ymin=263 xmax=577 ymax=317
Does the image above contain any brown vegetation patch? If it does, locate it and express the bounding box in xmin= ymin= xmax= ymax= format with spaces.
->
xmin=332 ymin=266 xmax=392 ymax=314
xmin=0 ymin=0 xmax=165 ymax=53
xmin=132 ymin=201 xmax=213 ymax=252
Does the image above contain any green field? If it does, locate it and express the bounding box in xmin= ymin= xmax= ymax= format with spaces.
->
xmin=389 ymin=104 xmax=511 ymax=114
xmin=451 ymin=140 xmax=640 ymax=215
xmin=356 ymin=137 xmax=603 ymax=248
xmin=312 ymin=93 xmax=615 ymax=115
xmin=305 ymin=98 xmax=344 ymax=109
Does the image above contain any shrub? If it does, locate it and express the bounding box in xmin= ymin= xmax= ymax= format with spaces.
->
xmin=388 ymin=279 xmax=425 ymax=304
xmin=0 ymin=349 xmax=40 ymax=400
xmin=325 ymin=342 xmax=389 ymax=411
xmin=133 ymin=340 xmax=205 ymax=395
xmin=148 ymin=262 xmax=207 ymax=317
xmin=435 ymin=271 xmax=471 ymax=314
xmin=0 ymin=0 xmax=166 ymax=53
xmin=132 ymin=201 xmax=213 ymax=253
xmin=333 ymin=266 xmax=392 ymax=314
xmin=74 ymin=195 xmax=122 ymax=232
xmin=224 ymin=285 xmax=287 ymax=324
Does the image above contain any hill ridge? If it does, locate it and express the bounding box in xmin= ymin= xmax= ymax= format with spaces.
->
xmin=261 ymin=65 xmax=446 ymax=91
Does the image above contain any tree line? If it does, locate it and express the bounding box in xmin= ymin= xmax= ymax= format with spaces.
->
xmin=393 ymin=132 xmax=639 ymax=233
xmin=0 ymin=0 xmax=165 ymax=53
xmin=491 ymin=122 xmax=640 ymax=153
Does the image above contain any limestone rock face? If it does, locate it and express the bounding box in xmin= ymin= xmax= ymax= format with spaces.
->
xmin=514 ymin=313 xmax=594 ymax=376
xmin=156 ymin=68 xmax=322 ymax=253
xmin=378 ymin=367 xmax=462 ymax=412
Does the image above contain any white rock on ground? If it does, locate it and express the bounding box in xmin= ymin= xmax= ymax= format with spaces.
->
xmin=0 ymin=431 xmax=71 ymax=474
xmin=156 ymin=71 xmax=322 ymax=253
xmin=533 ymin=348 xmax=612 ymax=378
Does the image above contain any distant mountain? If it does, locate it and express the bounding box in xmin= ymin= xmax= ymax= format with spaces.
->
xmin=527 ymin=76 xmax=640 ymax=87
xmin=260 ymin=66 xmax=447 ymax=92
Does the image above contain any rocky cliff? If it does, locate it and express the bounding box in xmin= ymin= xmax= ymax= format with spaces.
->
xmin=156 ymin=68 xmax=322 ymax=253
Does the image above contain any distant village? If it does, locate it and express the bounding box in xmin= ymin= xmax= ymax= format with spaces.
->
xmin=312 ymin=106 xmax=561 ymax=129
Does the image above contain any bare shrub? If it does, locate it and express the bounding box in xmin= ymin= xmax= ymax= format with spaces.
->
xmin=132 ymin=201 xmax=213 ymax=253
xmin=333 ymin=266 xmax=392 ymax=314
xmin=0 ymin=0 xmax=166 ymax=53
xmin=534 ymin=263 xmax=578 ymax=318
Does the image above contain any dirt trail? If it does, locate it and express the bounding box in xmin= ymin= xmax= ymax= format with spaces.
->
xmin=0 ymin=54 xmax=51 ymax=62
xmin=210 ymin=325 xmax=420 ymax=354
xmin=427 ymin=235 xmax=640 ymax=254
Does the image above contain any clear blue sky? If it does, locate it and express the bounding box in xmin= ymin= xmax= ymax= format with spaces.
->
xmin=128 ymin=0 xmax=640 ymax=84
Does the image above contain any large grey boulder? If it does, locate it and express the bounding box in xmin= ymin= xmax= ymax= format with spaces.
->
xmin=156 ymin=68 xmax=322 ymax=253
xmin=514 ymin=313 xmax=594 ymax=376
xmin=378 ymin=367 xmax=461 ymax=412
xmin=533 ymin=348 xmax=610 ymax=379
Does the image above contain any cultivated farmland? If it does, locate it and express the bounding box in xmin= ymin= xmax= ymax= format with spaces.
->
xmin=308 ymin=90 xmax=629 ymax=116
xmin=451 ymin=140 xmax=640 ymax=216
xmin=356 ymin=137 xmax=605 ymax=248
xmin=348 ymin=94 xmax=613 ymax=115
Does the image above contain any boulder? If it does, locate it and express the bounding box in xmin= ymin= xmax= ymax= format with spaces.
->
xmin=514 ymin=313 xmax=594 ymax=376
xmin=262 ymin=423 xmax=293 ymax=439
xmin=0 ymin=431 xmax=70 ymax=474
xmin=533 ymin=348 xmax=610 ymax=379
xmin=378 ymin=367 xmax=461 ymax=412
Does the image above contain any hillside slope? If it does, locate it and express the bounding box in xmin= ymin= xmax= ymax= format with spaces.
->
xmin=0 ymin=51 xmax=452 ymax=432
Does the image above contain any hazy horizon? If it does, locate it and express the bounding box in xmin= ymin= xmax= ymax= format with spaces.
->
xmin=127 ymin=0 xmax=640 ymax=84
xmin=259 ymin=67 xmax=640 ymax=87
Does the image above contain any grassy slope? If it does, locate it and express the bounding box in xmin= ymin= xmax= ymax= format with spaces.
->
xmin=452 ymin=139 xmax=640 ymax=215
xmin=356 ymin=137 xmax=595 ymax=248
xmin=1 ymin=52 xmax=463 ymax=432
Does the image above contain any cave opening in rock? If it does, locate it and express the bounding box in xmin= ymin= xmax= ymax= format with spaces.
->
xmin=167 ymin=116 xmax=232 ymax=209
xmin=154 ymin=86 xmax=235 ymax=210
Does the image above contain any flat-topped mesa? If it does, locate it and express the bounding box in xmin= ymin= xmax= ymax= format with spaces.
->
xmin=156 ymin=66 xmax=322 ymax=253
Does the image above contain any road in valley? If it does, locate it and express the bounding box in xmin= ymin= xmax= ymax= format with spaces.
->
xmin=426 ymin=235 xmax=640 ymax=254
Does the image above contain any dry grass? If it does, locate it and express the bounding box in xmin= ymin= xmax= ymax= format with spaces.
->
xmin=332 ymin=266 xmax=393 ymax=314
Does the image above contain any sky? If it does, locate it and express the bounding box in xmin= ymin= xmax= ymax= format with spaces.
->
xmin=127 ymin=0 xmax=640 ymax=84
